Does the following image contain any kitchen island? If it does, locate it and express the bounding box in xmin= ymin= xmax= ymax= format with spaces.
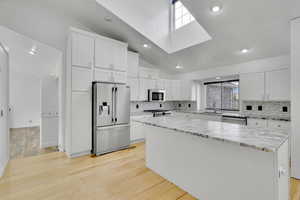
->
xmin=132 ymin=113 xmax=289 ymax=200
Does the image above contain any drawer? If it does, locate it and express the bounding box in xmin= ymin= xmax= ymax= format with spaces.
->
xmin=268 ymin=120 xmax=291 ymax=131
xmin=247 ymin=118 xmax=268 ymax=128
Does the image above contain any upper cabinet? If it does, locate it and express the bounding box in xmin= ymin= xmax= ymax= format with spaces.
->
xmin=127 ymin=51 xmax=139 ymax=78
xmin=139 ymin=67 xmax=159 ymax=79
xmin=71 ymin=32 xmax=94 ymax=68
xmin=265 ymin=69 xmax=290 ymax=101
xmin=180 ymin=80 xmax=194 ymax=101
xmin=127 ymin=78 xmax=140 ymax=101
xmin=95 ymin=36 xmax=128 ymax=72
xmin=240 ymin=72 xmax=265 ymax=101
xmin=240 ymin=69 xmax=291 ymax=101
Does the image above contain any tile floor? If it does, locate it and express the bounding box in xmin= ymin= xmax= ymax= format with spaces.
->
xmin=9 ymin=126 xmax=58 ymax=159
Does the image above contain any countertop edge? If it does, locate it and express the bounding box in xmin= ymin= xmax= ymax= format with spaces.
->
xmin=132 ymin=118 xmax=288 ymax=153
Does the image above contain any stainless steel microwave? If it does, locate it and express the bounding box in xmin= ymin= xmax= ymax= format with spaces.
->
xmin=148 ymin=89 xmax=166 ymax=102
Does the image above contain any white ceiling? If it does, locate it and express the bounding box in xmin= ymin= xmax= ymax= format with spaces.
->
xmin=0 ymin=0 xmax=299 ymax=74
xmin=0 ymin=26 xmax=62 ymax=78
xmin=95 ymin=0 xmax=211 ymax=54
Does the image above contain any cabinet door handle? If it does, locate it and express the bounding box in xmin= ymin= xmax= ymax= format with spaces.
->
xmin=279 ymin=167 xmax=287 ymax=178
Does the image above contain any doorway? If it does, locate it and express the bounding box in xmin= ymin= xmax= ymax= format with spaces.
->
xmin=0 ymin=26 xmax=63 ymax=160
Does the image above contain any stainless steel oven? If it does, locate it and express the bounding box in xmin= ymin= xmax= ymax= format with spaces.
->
xmin=148 ymin=89 xmax=166 ymax=102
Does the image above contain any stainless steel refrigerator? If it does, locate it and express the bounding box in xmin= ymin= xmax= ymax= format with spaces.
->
xmin=92 ymin=82 xmax=130 ymax=156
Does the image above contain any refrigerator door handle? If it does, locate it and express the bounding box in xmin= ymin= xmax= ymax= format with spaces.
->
xmin=114 ymin=87 xmax=117 ymax=124
xmin=112 ymin=87 xmax=115 ymax=122
xmin=99 ymin=105 xmax=103 ymax=115
xmin=107 ymin=105 xmax=110 ymax=115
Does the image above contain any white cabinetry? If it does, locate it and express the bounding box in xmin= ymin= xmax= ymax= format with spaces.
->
xmin=164 ymin=80 xmax=173 ymax=101
xmin=180 ymin=80 xmax=194 ymax=101
xmin=247 ymin=118 xmax=268 ymax=129
xmin=268 ymin=120 xmax=291 ymax=131
xmin=247 ymin=118 xmax=290 ymax=131
xmin=240 ymin=70 xmax=290 ymax=101
xmin=265 ymin=69 xmax=290 ymax=101
xmin=240 ymin=72 xmax=265 ymax=101
xmin=127 ymin=51 xmax=139 ymax=77
xmin=139 ymin=79 xmax=156 ymax=101
xmin=71 ymin=92 xmax=91 ymax=155
xmin=128 ymin=78 xmax=140 ymax=101
xmin=72 ymin=67 xmax=92 ymax=91
xmin=130 ymin=120 xmax=145 ymax=143
xmin=171 ymin=80 xmax=181 ymax=101
xmin=139 ymin=67 xmax=159 ymax=79
xmin=95 ymin=37 xmax=128 ymax=72
xmin=71 ymin=32 xmax=94 ymax=68
xmin=66 ymin=28 xmax=128 ymax=157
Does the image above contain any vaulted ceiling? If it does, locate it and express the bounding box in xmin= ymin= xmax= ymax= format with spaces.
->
xmin=0 ymin=0 xmax=299 ymax=74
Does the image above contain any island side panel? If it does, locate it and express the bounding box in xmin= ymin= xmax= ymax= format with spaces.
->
xmin=145 ymin=124 xmax=278 ymax=200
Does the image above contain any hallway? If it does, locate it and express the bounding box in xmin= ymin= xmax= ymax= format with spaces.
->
xmin=9 ymin=127 xmax=58 ymax=159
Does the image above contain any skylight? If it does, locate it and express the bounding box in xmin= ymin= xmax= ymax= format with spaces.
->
xmin=173 ymin=1 xmax=195 ymax=30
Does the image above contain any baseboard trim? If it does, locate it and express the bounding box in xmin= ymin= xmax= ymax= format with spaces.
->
xmin=40 ymin=141 xmax=59 ymax=149
xmin=0 ymin=158 xmax=9 ymax=178
xmin=67 ymin=150 xmax=91 ymax=158
xmin=131 ymin=138 xmax=145 ymax=145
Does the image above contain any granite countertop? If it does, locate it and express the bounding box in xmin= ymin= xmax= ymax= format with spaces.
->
xmin=132 ymin=113 xmax=289 ymax=152
xmin=174 ymin=110 xmax=291 ymax=121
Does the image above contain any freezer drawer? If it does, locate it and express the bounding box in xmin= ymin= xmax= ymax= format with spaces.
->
xmin=96 ymin=125 xmax=130 ymax=155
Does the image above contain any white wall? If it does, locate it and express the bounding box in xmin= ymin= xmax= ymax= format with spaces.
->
xmin=176 ymin=55 xmax=290 ymax=80
xmin=291 ymin=17 xmax=300 ymax=179
xmin=10 ymin=72 xmax=41 ymax=128
xmin=0 ymin=43 xmax=9 ymax=177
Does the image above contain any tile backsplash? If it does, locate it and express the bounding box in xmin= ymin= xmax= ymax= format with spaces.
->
xmin=130 ymin=101 xmax=197 ymax=114
xmin=242 ymin=101 xmax=291 ymax=119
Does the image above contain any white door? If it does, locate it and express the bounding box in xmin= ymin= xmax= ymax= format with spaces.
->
xmin=265 ymin=69 xmax=290 ymax=101
xmin=172 ymin=80 xmax=181 ymax=101
xmin=164 ymin=80 xmax=173 ymax=101
xmin=72 ymin=33 xmax=94 ymax=68
xmin=240 ymin=72 xmax=265 ymax=101
xmin=71 ymin=92 xmax=91 ymax=154
xmin=128 ymin=78 xmax=139 ymax=101
xmin=0 ymin=44 xmax=9 ymax=175
xmin=127 ymin=52 xmax=139 ymax=78
xmin=95 ymin=37 xmax=114 ymax=69
xmin=113 ymin=42 xmax=127 ymax=72
xmin=40 ymin=76 xmax=59 ymax=148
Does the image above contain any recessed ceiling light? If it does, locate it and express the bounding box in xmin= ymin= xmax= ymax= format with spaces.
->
xmin=176 ymin=65 xmax=183 ymax=69
xmin=4 ymin=46 xmax=9 ymax=52
xmin=143 ymin=44 xmax=150 ymax=48
xmin=29 ymin=50 xmax=36 ymax=55
xmin=29 ymin=46 xmax=37 ymax=55
xmin=104 ymin=16 xmax=112 ymax=22
xmin=211 ymin=5 xmax=222 ymax=13
xmin=216 ymin=76 xmax=221 ymax=80
xmin=241 ymin=48 xmax=250 ymax=54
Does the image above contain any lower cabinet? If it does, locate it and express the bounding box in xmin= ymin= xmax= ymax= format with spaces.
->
xmin=247 ymin=118 xmax=268 ymax=129
xmin=130 ymin=120 xmax=146 ymax=143
xmin=268 ymin=120 xmax=291 ymax=131
xmin=71 ymin=92 xmax=91 ymax=156
xmin=247 ymin=118 xmax=290 ymax=131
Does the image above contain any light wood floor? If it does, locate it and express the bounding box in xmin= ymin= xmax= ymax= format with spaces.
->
xmin=0 ymin=142 xmax=299 ymax=200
